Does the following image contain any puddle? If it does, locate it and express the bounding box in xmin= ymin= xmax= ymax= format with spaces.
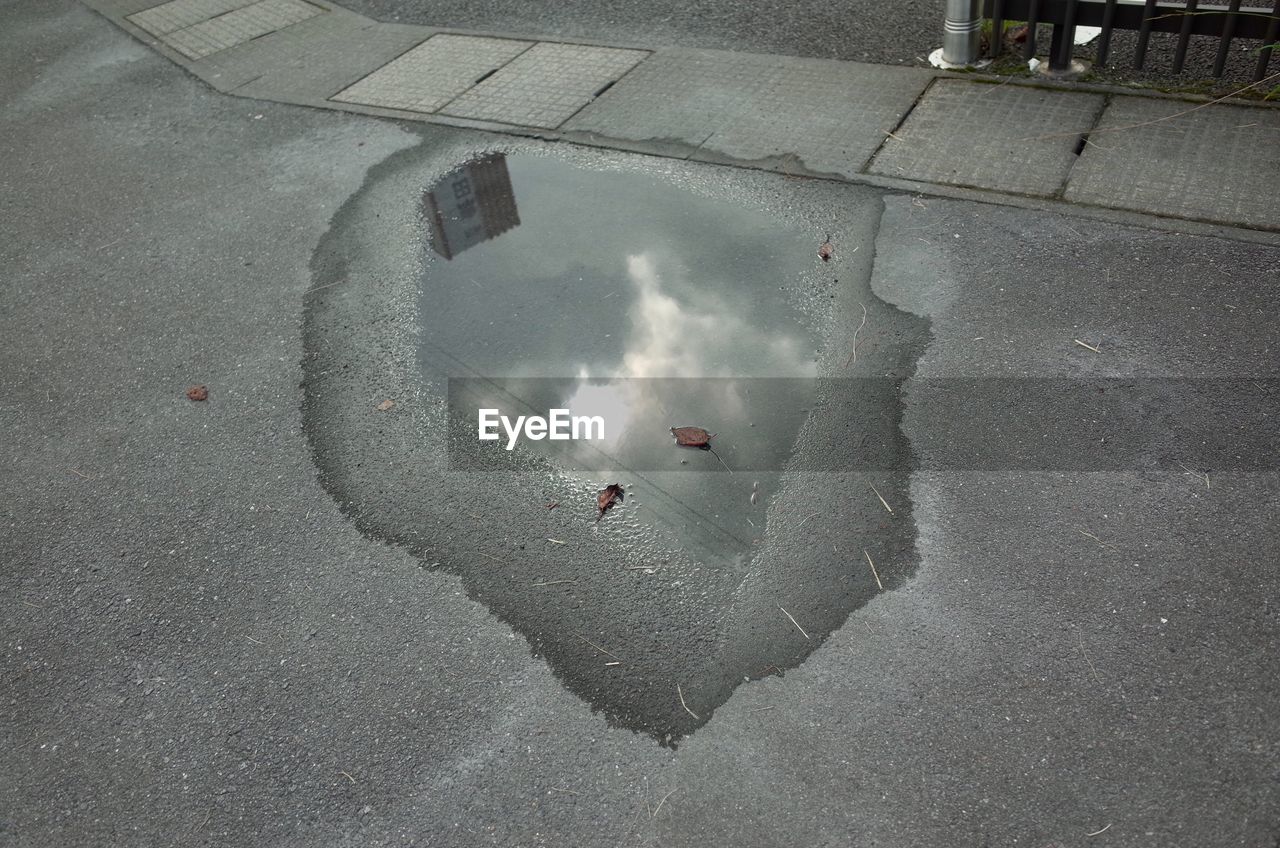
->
xmin=419 ymin=154 xmax=822 ymax=567
xmin=303 ymin=143 xmax=929 ymax=744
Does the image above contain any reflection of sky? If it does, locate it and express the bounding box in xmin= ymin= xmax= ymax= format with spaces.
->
xmin=419 ymin=156 xmax=817 ymax=384
xmin=418 ymin=155 xmax=820 ymax=562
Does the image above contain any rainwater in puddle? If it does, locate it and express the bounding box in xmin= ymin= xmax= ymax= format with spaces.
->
xmin=306 ymin=144 xmax=924 ymax=741
xmin=418 ymin=153 xmax=822 ymax=568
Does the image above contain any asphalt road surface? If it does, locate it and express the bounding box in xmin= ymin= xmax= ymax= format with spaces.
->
xmin=347 ymin=0 xmax=945 ymax=65
xmin=3 ymin=1 xmax=1279 ymax=847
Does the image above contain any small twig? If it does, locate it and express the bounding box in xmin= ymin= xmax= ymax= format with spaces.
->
xmin=1086 ymin=823 xmax=1112 ymax=837
xmin=706 ymin=445 xmax=733 ymax=474
xmin=546 ymin=538 xmax=566 ymax=545
xmin=625 ymin=565 xmax=662 ymax=571
xmin=1075 ymin=528 xmax=1118 ymax=550
xmin=1077 ymin=631 xmax=1102 ymax=685
xmin=864 ymin=549 xmax=884 ymax=591
xmin=749 ymin=706 xmax=775 ymax=713
xmin=476 ymin=551 xmax=501 ymax=562
xmin=303 ymin=279 xmax=348 ymax=297
xmin=652 ymin=787 xmax=677 ymax=818
xmin=869 ymin=482 xmax=894 ymax=514
xmin=1146 ymin=9 xmax=1274 ymax=22
xmin=677 ymin=684 xmax=699 ymax=720
xmin=338 ymin=770 xmax=356 ymax=784
xmin=844 ymin=303 xmax=869 ymax=368
xmin=1177 ymin=461 xmax=1210 ymax=490
xmin=67 ymin=467 xmax=93 ymax=480
xmin=797 ymin=512 xmax=820 ymax=529
xmin=779 ymin=606 xmax=810 ymax=640
xmin=243 ymin=635 xmax=264 ymax=645
xmin=533 ymin=579 xmax=576 ymax=587
xmin=577 ymin=634 xmax=620 ymax=660
xmin=1024 ymin=71 xmax=1280 ymax=140
xmin=1074 ymin=339 xmax=1101 ymax=353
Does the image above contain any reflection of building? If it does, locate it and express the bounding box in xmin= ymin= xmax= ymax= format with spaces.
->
xmin=424 ymin=154 xmax=520 ymax=260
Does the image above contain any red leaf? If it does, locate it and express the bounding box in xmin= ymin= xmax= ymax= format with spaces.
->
xmin=186 ymin=385 xmax=209 ymax=402
xmin=671 ymin=426 xmax=732 ymax=473
xmin=670 ymin=426 xmax=714 ymax=447
xmin=596 ymin=483 xmax=624 ymax=521
xmin=818 ymin=237 xmax=834 ymax=262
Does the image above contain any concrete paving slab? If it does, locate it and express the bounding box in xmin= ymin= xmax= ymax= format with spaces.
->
xmin=441 ymin=41 xmax=649 ymax=128
xmin=565 ymin=49 xmax=932 ymax=175
xmin=1065 ymin=96 xmax=1280 ymax=230
xmin=563 ymin=49 xmax=761 ymax=147
xmin=868 ymin=80 xmax=1105 ymax=197
xmin=126 ymin=0 xmax=255 ymax=36
xmin=192 ymin=11 xmax=428 ymax=101
xmin=156 ymin=0 xmax=322 ymax=59
xmin=86 ymin=0 xmax=181 ymax=16
xmin=331 ymin=32 xmax=532 ymax=113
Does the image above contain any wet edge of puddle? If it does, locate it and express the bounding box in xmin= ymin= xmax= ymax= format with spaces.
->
xmin=301 ymin=133 xmax=931 ymax=745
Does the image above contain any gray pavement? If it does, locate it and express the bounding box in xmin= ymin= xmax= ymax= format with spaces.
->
xmin=81 ymin=0 xmax=1280 ymax=234
xmin=4 ymin=1 xmax=1280 ymax=847
xmin=341 ymin=0 xmax=1274 ymax=87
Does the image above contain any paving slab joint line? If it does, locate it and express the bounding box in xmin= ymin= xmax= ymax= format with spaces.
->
xmin=1054 ymin=92 xmax=1113 ymax=200
xmin=327 ymin=32 xmax=538 ymax=106
xmin=77 ymin=0 xmax=1280 ymax=239
xmin=859 ymin=75 xmax=942 ymax=177
xmin=549 ymin=52 xmax=654 ymax=131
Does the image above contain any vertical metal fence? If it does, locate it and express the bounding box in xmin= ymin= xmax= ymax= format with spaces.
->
xmin=950 ymin=0 xmax=1280 ymax=79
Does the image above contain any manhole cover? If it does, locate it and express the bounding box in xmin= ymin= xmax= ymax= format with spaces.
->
xmin=303 ymin=143 xmax=928 ymax=744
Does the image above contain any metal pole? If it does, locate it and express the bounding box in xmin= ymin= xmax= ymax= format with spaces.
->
xmin=942 ymin=0 xmax=984 ymax=65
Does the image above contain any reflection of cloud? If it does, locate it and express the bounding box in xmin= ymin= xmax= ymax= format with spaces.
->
xmin=561 ymin=367 xmax=630 ymax=451
xmin=621 ymin=253 xmax=721 ymax=379
xmin=553 ymin=251 xmax=818 ymax=465
xmin=619 ymin=252 xmax=816 ymax=381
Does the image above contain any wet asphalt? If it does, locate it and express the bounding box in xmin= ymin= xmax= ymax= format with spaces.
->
xmin=3 ymin=1 xmax=1279 ymax=846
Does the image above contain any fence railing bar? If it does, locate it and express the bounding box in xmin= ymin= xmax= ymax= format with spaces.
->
xmin=970 ymin=0 xmax=1276 ymax=77
xmin=1134 ymin=0 xmax=1161 ymax=67
xmin=1054 ymin=0 xmax=1082 ymax=68
xmin=1024 ymin=0 xmax=1042 ymax=59
xmin=991 ymin=0 xmax=1007 ymax=56
xmin=1096 ymin=0 xmax=1119 ymax=64
xmin=1255 ymin=0 xmax=1280 ymax=80
xmin=1172 ymin=0 xmax=1200 ymax=72
xmin=1211 ymin=0 xmax=1242 ymax=74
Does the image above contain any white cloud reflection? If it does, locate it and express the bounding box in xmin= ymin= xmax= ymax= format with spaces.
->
xmin=559 ymin=251 xmax=817 ymax=466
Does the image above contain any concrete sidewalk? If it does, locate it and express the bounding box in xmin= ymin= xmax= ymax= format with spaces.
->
xmin=85 ymin=0 xmax=1280 ymax=236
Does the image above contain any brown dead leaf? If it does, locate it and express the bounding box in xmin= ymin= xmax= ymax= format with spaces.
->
xmin=670 ymin=426 xmax=732 ymax=473
xmin=671 ymin=426 xmax=714 ymax=447
xmin=186 ymin=385 xmax=209 ymax=402
xmin=376 ymin=399 xmax=395 ymax=411
xmin=596 ymin=484 xmax=624 ymax=521
xmin=818 ymin=235 xmax=834 ymax=262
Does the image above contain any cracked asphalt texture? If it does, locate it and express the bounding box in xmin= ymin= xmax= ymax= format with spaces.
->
xmin=3 ymin=1 xmax=1279 ymax=847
